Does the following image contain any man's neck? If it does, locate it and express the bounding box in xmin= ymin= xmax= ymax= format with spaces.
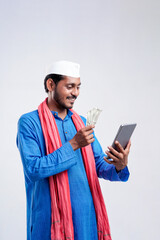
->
xmin=47 ymin=98 xmax=67 ymax=120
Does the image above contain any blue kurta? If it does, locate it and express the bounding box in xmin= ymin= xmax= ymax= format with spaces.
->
xmin=16 ymin=109 xmax=129 ymax=240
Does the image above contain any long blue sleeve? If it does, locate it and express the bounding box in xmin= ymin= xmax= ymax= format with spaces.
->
xmin=17 ymin=115 xmax=77 ymax=182
xmin=92 ymin=135 xmax=129 ymax=182
xmin=79 ymin=115 xmax=129 ymax=182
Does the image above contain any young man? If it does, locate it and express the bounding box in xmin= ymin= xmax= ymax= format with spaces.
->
xmin=17 ymin=61 xmax=130 ymax=240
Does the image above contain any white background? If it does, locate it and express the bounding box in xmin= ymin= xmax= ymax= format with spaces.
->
xmin=0 ymin=0 xmax=160 ymax=239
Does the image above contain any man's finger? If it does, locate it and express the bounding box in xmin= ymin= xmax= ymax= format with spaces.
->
xmin=105 ymin=150 xmax=119 ymax=162
xmin=85 ymin=129 xmax=94 ymax=135
xmin=103 ymin=157 xmax=113 ymax=164
xmin=107 ymin=146 xmax=121 ymax=158
xmin=84 ymin=124 xmax=95 ymax=131
xmin=87 ymin=134 xmax=94 ymax=140
xmin=80 ymin=125 xmax=94 ymax=134
xmin=104 ymin=157 xmax=116 ymax=165
xmin=126 ymin=140 xmax=131 ymax=151
xmin=115 ymin=141 xmax=125 ymax=154
xmin=88 ymin=138 xmax=95 ymax=144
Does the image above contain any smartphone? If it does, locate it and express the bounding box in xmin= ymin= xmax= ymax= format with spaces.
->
xmin=107 ymin=123 xmax=137 ymax=158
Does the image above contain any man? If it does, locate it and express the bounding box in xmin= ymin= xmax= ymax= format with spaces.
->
xmin=17 ymin=60 xmax=130 ymax=240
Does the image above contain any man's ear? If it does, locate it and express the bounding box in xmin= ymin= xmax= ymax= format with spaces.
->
xmin=46 ymin=78 xmax=56 ymax=92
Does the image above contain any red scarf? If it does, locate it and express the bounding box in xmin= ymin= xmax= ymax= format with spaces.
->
xmin=38 ymin=98 xmax=112 ymax=240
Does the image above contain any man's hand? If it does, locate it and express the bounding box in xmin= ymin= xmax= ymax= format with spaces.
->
xmin=104 ymin=140 xmax=131 ymax=172
xmin=69 ymin=125 xmax=95 ymax=151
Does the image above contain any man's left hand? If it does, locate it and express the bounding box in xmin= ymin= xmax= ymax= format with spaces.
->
xmin=104 ymin=140 xmax=131 ymax=172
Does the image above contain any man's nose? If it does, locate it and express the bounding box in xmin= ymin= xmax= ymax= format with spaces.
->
xmin=71 ymin=87 xmax=79 ymax=97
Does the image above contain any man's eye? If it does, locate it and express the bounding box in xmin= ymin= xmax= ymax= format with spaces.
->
xmin=67 ymin=85 xmax=72 ymax=89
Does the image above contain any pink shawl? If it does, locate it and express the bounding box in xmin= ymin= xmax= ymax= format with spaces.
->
xmin=38 ymin=98 xmax=111 ymax=240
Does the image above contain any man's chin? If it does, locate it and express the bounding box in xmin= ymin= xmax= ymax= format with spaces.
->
xmin=63 ymin=104 xmax=73 ymax=110
xmin=67 ymin=106 xmax=73 ymax=109
xmin=66 ymin=103 xmax=75 ymax=109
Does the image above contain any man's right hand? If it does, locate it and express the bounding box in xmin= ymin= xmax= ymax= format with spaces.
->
xmin=69 ymin=125 xmax=95 ymax=151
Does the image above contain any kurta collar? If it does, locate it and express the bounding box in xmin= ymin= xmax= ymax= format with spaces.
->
xmin=51 ymin=109 xmax=73 ymax=121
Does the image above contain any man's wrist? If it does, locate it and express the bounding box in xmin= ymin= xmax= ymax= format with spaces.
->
xmin=115 ymin=165 xmax=126 ymax=173
xmin=115 ymin=168 xmax=121 ymax=173
xmin=69 ymin=139 xmax=79 ymax=151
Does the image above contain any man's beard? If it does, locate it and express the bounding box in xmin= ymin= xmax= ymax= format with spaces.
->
xmin=54 ymin=88 xmax=77 ymax=109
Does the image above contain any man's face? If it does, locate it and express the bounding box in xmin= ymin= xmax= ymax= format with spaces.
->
xmin=53 ymin=76 xmax=81 ymax=109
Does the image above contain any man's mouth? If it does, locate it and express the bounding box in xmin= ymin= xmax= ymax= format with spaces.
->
xmin=67 ymin=97 xmax=77 ymax=103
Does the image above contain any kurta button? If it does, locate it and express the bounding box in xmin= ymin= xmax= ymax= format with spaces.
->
xmin=65 ymin=132 xmax=67 ymax=134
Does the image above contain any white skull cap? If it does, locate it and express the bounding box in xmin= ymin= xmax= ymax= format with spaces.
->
xmin=46 ymin=60 xmax=80 ymax=78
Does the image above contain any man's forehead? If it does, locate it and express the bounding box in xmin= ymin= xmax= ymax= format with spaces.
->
xmin=62 ymin=76 xmax=81 ymax=85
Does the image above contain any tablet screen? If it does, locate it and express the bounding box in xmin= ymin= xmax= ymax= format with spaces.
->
xmin=112 ymin=123 xmax=137 ymax=150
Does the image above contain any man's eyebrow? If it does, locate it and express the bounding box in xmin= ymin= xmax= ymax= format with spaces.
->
xmin=67 ymin=82 xmax=81 ymax=86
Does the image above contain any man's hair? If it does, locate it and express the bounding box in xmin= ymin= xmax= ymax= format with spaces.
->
xmin=44 ymin=74 xmax=64 ymax=93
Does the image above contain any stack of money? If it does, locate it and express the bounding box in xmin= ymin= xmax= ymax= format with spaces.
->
xmin=86 ymin=108 xmax=102 ymax=126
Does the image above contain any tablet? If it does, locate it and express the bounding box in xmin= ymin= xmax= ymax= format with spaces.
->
xmin=107 ymin=123 xmax=137 ymax=158
xmin=112 ymin=123 xmax=137 ymax=150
